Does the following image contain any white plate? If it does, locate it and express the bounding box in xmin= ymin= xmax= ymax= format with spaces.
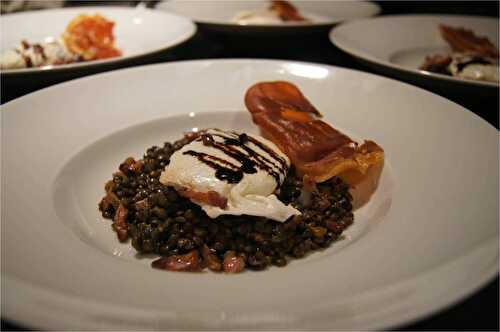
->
xmin=330 ymin=15 xmax=499 ymax=88
xmin=0 ymin=6 xmax=196 ymax=75
xmin=157 ymin=0 xmax=380 ymax=32
xmin=1 ymin=59 xmax=498 ymax=330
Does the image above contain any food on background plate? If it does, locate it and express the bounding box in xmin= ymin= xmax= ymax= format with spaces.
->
xmin=0 ymin=39 xmax=79 ymax=69
xmin=1 ymin=13 xmax=121 ymax=70
xmin=63 ymin=14 xmax=121 ymax=61
xmin=98 ymin=81 xmax=384 ymax=273
xmin=232 ymin=0 xmax=307 ymax=25
xmin=419 ymin=25 xmax=499 ymax=83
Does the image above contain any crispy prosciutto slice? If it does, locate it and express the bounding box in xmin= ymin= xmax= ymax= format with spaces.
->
xmin=244 ymin=81 xmax=384 ymax=192
xmin=269 ymin=0 xmax=306 ymax=22
xmin=439 ymin=25 xmax=499 ymax=59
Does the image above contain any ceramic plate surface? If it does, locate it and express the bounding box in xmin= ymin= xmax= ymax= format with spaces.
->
xmin=1 ymin=59 xmax=498 ymax=330
xmin=157 ymin=0 xmax=379 ymax=31
xmin=330 ymin=15 xmax=499 ymax=87
xmin=0 ymin=6 xmax=196 ymax=75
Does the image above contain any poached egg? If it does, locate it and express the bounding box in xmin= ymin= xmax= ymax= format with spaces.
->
xmin=448 ymin=53 xmax=499 ymax=83
xmin=159 ymin=129 xmax=300 ymax=222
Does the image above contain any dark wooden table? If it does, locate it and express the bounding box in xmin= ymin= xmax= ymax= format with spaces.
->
xmin=2 ymin=1 xmax=498 ymax=331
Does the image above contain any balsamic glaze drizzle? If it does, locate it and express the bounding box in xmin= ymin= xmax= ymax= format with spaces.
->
xmin=456 ymin=57 xmax=493 ymax=72
xmin=22 ymin=55 xmax=33 ymax=68
xmin=183 ymin=150 xmax=244 ymax=183
xmin=183 ymin=130 xmax=288 ymax=185
xmin=33 ymin=44 xmax=47 ymax=61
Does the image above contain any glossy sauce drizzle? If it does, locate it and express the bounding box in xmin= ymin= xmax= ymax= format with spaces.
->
xmin=456 ymin=57 xmax=493 ymax=72
xmin=183 ymin=130 xmax=288 ymax=185
xmin=33 ymin=44 xmax=47 ymax=61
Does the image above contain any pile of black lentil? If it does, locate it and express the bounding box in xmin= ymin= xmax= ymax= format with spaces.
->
xmin=98 ymin=134 xmax=354 ymax=273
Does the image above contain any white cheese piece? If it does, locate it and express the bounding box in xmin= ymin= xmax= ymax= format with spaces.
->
xmin=0 ymin=39 xmax=77 ymax=70
xmin=0 ymin=49 xmax=25 ymax=69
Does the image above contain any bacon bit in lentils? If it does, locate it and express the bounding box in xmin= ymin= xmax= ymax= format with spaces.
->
xmin=152 ymin=250 xmax=201 ymax=272
xmin=201 ymin=244 xmax=222 ymax=272
xmin=113 ymin=204 xmax=129 ymax=242
xmin=223 ymin=251 xmax=246 ymax=273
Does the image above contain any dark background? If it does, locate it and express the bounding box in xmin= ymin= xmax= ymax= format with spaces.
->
xmin=1 ymin=1 xmax=499 ymax=331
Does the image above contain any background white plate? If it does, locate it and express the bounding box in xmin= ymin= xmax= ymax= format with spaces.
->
xmin=157 ymin=0 xmax=380 ymax=32
xmin=330 ymin=14 xmax=499 ymax=88
xmin=0 ymin=6 xmax=196 ymax=75
xmin=1 ymin=59 xmax=498 ymax=330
